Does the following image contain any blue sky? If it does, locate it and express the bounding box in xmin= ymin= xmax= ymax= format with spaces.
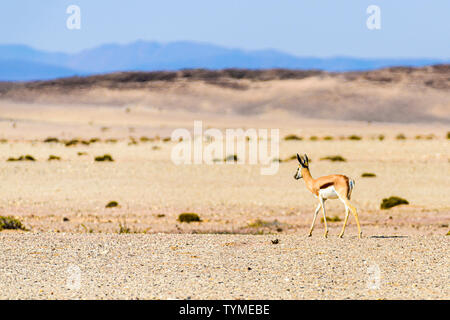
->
xmin=0 ymin=0 xmax=449 ymax=58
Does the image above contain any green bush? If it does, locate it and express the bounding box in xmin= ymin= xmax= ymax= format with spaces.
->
xmin=323 ymin=136 xmax=334 ymax=140
xmin=48 ymin=155 xmax=61 ymax=161
xmin=284 ymin=134 xmax=302 ymax=141
xmin=320 ymin=155 xmax=346 ymax=162
xmin=95 ymin=154 xmax=114 ymax=162
xmin=309 ymin=136 xmax=319 ymax=141
xmin=44 ymin=137 xmax=59 ymax=143
xmin=348 ymin=135 xmax=362 ymax=140
xmin=105 ymin=201 xmax=119 ymax=208
xmin=361 ymin=172 xmax=376 ymax=178
xmin=380 ymin=196 xmax=409 ymax=209
xmin=447 ymin=132 xmax=450 ymax=140
xmin=0 ymin=216 xmax=26 ymax=231
xmin=178 ymin=213 xmax=202 ymax=223
xmin=7 ymin=155 xmax=36 ymax=162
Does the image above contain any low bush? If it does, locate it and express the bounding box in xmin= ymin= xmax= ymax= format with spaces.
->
xmin=380 ymin=196 xmax=409 ymax=209
xmin=320 ymin=155 xmax=346 ymax=162
xmin=7 ymin=155 xmax=36 ymax=162
xmin=284 ymin=134 xmax=302 ymax=141
xmin=178 ymin=213 xmax=202 ymax=223
xmin=48 ymin=155 xmax=61 ymax=161
xmin=95 ymin=154 xmax=114 ymax=162
xmin=361 ymin=172 xmax=376 ymax=178
xmin=44 ymin=137 xmax=59 ymax=143
xmin=105 ymin=201 xmax=119 ymax=208
xmin=0 ymin=216 xmax=26 ymax=231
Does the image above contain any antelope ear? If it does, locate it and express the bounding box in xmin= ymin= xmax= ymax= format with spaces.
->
xmin=296 ymin=153 xmax=302 ymax=164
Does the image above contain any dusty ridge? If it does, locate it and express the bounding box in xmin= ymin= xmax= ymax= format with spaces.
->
xmin=0 ymin=65 xmax=449 ymax=123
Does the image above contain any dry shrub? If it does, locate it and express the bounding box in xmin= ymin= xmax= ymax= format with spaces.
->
xmin=284 ymin=134 xmax=302 ymax=141
xmin=320 ymin=155 xmax=346 ymax=162
xmin=7 ymin=155 xmax=36 ymax=162
xmin=0 ymin=216 xmax=26 ymax=231
xmin=95 ymin=154 xmax=114 ymax=162
xmin=380 ymin=196 xmax=409 ymax=209
xmin=105 ymin=201 xmax=119 ymax=208
xmin=178 ymin=213 xmax=201 ymax=223
xmin=361 ymin=172 xmax=376 ymax=178
xmin=48 ymin=155 xmax=61 ymax=161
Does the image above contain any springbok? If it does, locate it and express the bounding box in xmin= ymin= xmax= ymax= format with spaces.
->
xmin=293 ymin=153 xmax=362 ymax=238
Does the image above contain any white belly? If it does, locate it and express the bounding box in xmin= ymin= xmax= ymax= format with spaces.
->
xmin=318 ymin=186 xmax=339 ymax=199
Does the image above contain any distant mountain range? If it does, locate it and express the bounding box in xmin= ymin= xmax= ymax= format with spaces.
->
xmin=0 ymin=41 xmax=447 ymax=81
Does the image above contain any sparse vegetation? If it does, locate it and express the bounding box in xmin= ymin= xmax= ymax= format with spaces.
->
xmin=284 ymin=134 xmax=302 ymax=141
xmin=447 ymin=132 xmax=450 ymax=140
xmin=7 ymin=155 xmax=36 ymax=162
xmin=140 ymin=136 xmax=154 ymax=142
xmin=361 ymin=172 xmax=376 ymax=178
xmin=321 ymin=215 xmax=341 ymax=222
xmin=348 ymin=135 xmax=362 ymax=141
xmin=396 ymin=133 xmax=406 ymax=140
xmin=48 ymin=155 xmax=61 ymax=161
xmin=105 ymin=201 xmax=119 ymax=208
xmin=323 ymin=136 xmax=334 ymax=140
xmin=320 ymin=155 xmax=346 ymax=162
xmin=44 ymin=137 xmax=59 ymax=143
xmin=0 ymin=216 xmax=26 ymax=231
xmin=378 ymin=134 xmax=385 ymax=141
xmin=118 ymin=222 xmax=131 ymax=234
xmin=225 ymin=154 xmax=238 ymax=162
xmin=178 ymin=213 xmax=201 ymax=223
xmin=381 ymin=196 xmax=409 ymax=209
xmin=95 ymin=154 xmax=114 ymax=162
xmin=309 ymin=136 xmax=318 ymax=141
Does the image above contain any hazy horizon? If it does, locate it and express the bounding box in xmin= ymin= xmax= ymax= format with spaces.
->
xmin=1 ymin=1 xmax=449 ymax=59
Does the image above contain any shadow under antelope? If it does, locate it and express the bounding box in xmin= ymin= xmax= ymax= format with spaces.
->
xmin=294 ymin=153 xmax=362 ymax=238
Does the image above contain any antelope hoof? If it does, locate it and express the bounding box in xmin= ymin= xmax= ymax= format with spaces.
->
xmin=358 ymin=232 xmax=363 ymax=239
xmin=338 ymin=233 xmax=344 ymax=238
xmin=323 ymin=232 xmax=328 ymax=238
xmin=308 ymin=233 xmax=312 ymax=237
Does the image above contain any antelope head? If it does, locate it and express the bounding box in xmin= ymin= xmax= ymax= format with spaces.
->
xmin=294 ymin=153 xmax=309 ymax=180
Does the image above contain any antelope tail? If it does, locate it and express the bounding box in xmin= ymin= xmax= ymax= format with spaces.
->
xmin=348 ymin=179 xmax=355 ymax=199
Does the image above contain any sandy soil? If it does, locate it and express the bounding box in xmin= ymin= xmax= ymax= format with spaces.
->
xmin=0 ymin=233 xmax=448 ymax=299
xmin=0 ymin=99 xmax=448 ymax=299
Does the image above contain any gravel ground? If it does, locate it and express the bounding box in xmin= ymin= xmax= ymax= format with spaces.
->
xmin=0 ymin=233 xmax=448 ymax=300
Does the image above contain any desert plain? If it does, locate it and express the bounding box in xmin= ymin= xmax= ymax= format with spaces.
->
xmin=0 ymin=67 xmax=448 ymax=299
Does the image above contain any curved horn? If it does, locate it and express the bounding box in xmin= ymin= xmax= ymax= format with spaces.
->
xmin=296 ymin=153 xmax=303 ymax=164
xmin=304 ymin=154 xmax=309 ymax=165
